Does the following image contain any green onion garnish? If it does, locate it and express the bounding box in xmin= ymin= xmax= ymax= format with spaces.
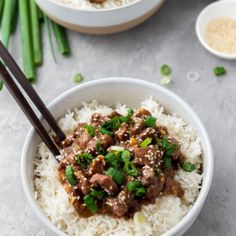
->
xmin=127 ymin=180 xmax=142 ymax=192
xmin=84 ymin=195 xmax=98 ymax=212
xmin=162 ymin=137 xmax=178 ymax=157
xmin=0 ymin=80 xmax=3 ymax=91
xmin=90 ymin=189 xmax=106 ymax=200
xmin=214 ymin=66 xmax=226 ymax=76
xmin=140 ymin=138 xmax=152 ymax=147
xmin=76 ymin=153 xmax=93 ymax=168
xmin=160 ymin=76 xmax=172 ymax=85
xmin=105 ymin=167 xmax=125 ymax=185
xmin=99 ymin=127 xmax=113 ymax=137
xmin=84 ymin=124 xmax=95 ymax=137
xmin=121 ymin=150 xmax=131 ymax=161
xmin=124 ymin=161 xmax=139 ymax=176
xmin=182 ymin=162 xmax=196 ymax=172
xmin=119 ymin=109 xmax=134 ymax=123
xmin=105 ymin=152 xmax=121 ymax=168
xmin=135 ymin=187 xmax=146 ymax=197
xmin=127 ymin=180 xmax=146 ymax=197
xmin=145 ymin=116 xmax=157 ymax=128
xmin=96 ymin=140 xmax=107 ymax=155
xmin=65 ymin=166 xmax=77 ymax=186
xmin=160 ymin=64 xmax=171 ymax=76
xmin=74 ymin=73 xmax=84 ymax=83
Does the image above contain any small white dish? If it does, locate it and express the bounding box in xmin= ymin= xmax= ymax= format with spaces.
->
xmin=195 ymin=0 xmax=236 ymax=60
xmin=21 ymin=78 xmax=213 ymax=236
xmin=36 ymin=0 xmax=165 ymax=34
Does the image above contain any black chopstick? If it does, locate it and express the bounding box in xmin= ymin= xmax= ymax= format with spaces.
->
xmin=0 ymin=61 xmax=60 ymax=158
xmin=0 ymin=40 xmax=65 ymax=142
xmin=0 ymin=41 xmax=65 ymax=159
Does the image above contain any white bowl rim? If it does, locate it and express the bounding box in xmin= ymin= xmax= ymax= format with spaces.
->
xmin=195 ymin=0 xmax=236 ymax=60
xmin=21 ymin=77 xmax=214 ymax=236
xmin=47 ymin=0 xmax=144 ymax=13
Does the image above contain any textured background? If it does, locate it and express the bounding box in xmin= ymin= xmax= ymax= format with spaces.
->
xmin=0 ymin=0 xmax=235 ymax=235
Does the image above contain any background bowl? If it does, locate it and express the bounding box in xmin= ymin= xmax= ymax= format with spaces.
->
xmin=36 ymin=0 xmax=165 ymax=34
xmin=195 ymin=0 xmax=236 ymax=60
xmin=21 ymin=78 xmax=213 ymax=236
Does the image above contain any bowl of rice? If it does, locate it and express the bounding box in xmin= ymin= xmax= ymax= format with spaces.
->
xmin=35 ymin=0 xmax=165 ymax=34
xmin=21 ymin=78 xmax=213 ymax=236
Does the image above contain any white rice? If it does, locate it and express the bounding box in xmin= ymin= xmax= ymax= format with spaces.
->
xmin=53 ymin=0 xmax=138 ymax=10
xmin=34 ymin=98 xmax=203 ymax=236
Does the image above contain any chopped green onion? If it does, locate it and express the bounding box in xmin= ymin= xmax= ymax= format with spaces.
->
xmin=214 ymin=66 xmax=226 ymax=76
xmin=160 ymin=76 xmax=172 ymax=86
xmin=84 ymin=124 xmax=95 ymax=137
xmin=65 ymin=166 xmax=77 ymax=186
xmin=84 ymin=195 xmax=98 ymax=212
xmin=161 ymin=137 xmax=178 ymax=157
xmin=96 ymin=140 xmax=107 ymax=155
xmin=124 ymin=161 xmax=139 ymax=176
xmin=105 ymin=152 xmax=120 ymax=168
xmin=101 ymin=116 xmax=120 ymax=131
xmin=140 ymin=138 xmax=152 ymax=147
xmin=105 ymin=167 xmax=125 ymax=185
xmin=99 ymin=127 xmax=113 ymax=137
xmin=90 ymin=189 xmax=106 ymax=200
xmin=127 ymin=109 xmax=134 ymax=117
xmin=182 ymin=162 xmax=195 ymax=172
xmin=76 ymin=153 xmax=93 ymax=168
xmin=121 ymin=150 xmax=131 ymax=161
xmin=127 ymin=180 xmax=142 ymax=192
xmin=74 ymin=73 xmax=84 ymax=83
xmin=135 ymin=187 xmax=146 ymax=197
xmin=0 ymin=80 xmax=3 ymax=91
xmin=164 ymin=157 xmax=172 ymax=168
xmin=145 ymin=116 xmax=157 ymax=128
xmin=160 ymin=64 xmax=171 ymax=76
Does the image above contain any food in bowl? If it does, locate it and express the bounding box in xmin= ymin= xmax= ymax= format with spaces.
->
xmin=34 ymin=98 xmax=203 ymax=235
xmin=54 ymin=0 xmax=138 ymax=9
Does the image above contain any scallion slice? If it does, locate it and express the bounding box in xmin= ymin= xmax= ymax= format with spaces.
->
xmin=127 ymin=180 xmax=142 ymax=192
xmin=84 ymin=195 xmax=98 ymax=212
xmin=145 ymin=116 xmax=157 ymax=128
xmin=160 ymin=64 xmax=171 ymax=76
xmin=160 ymin=76 xmax=172 ymax=86
xmin=182 ymin=162 xmax=195 ymax=172
xmin=214 ymin=66 xmax=226 ymax=76
xmin=140 ymin=138 xmax=152 ymax=147
xmin=90 ymin=189 xmax=106 ymax=200
xmin=121 ymin=150 xmax=131 ymax=161
xmin=84 ymin=124 xmax=95 ymax=137
xmin=65 ymin=166 xmax=77 ymax=186
xmin=124 ymin=161 xmax=139 ymax=176
xmin=135 ymin=187 xmax=146 ymax=197
xmin=105 ymin=167 xmax=125 ymax=185
xmin=76 ymin=153 xmax=93 ymax=168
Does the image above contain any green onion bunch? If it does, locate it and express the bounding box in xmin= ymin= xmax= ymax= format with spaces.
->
xmin=0 ymin=0 xmax=70 ymax=88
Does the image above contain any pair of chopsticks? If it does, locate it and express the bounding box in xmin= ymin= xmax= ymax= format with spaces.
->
xmin=0 ymin=40 xmax=65 ymax=159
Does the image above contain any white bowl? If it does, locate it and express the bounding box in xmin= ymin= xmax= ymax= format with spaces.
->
xmin=21 ymin=78 xmax=213 ymax=236
xmin=196 ymin=0 xmax=236 ymax=60
xmin=36 ymin=0 xmax=165 ymax=34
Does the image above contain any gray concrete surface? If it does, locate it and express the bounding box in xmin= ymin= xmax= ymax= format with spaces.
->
xmin=0 ymin=0 xmax=235 ymax=235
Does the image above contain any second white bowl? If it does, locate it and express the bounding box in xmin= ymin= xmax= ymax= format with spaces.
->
xmin=36 ymin=0 xmax=165 ymax=34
